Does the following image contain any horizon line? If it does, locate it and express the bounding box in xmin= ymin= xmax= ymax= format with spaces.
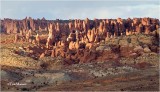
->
xmin=1 ymin=17 xmax=160 ymax=20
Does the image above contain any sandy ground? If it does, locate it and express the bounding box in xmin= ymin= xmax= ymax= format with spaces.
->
xmin=1 ymin=63 xmax=159 ymax=91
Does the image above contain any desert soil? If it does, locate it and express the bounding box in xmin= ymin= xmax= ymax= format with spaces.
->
xmin=0 ymin=33 xmax=159 ymax=91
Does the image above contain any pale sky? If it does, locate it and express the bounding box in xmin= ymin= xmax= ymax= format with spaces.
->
xmin=1 ymin=0 xmax=160 ymax=20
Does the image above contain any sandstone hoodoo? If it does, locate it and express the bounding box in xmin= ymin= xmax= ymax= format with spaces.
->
xmin=1 ymin=17 xmax=159 ymax=91
xmin=1 ymin=0 xmax=160 ymax=90
xmin=1 ymin=17 xmax=159 ymax=64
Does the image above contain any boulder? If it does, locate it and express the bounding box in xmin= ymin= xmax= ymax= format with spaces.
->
xmin=39 ymin=53 xmax=45 ymax=58
xmin=69 ymin=41 xmax=75 ymax=50
xmin=133 ymin=45 xmax=144 ymax=55
xmin=144 ymin=47 xmax=151 ymax=53
xmin=129 ymin=53 xmax=139 ymax=58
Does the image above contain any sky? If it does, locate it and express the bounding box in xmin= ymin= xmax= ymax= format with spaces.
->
xmin=0 ymin=0 xmax=160 ymax=20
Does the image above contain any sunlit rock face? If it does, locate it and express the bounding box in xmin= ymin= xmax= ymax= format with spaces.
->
xmin=1 ymin=17 xmax=159 ymax=36
xmin=1 ymin=17 xmax=160 ymax=64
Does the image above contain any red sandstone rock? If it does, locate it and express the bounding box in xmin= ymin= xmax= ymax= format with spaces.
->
xmin=1 ymin=17 xmax=159 ymax=65
xmin=36 ymin=34 xmax=40 ymax=45
xmin=39 ymin=53 xmax=45 ymax=58
xmin=14 ymin=34 xmax=18 ymax=43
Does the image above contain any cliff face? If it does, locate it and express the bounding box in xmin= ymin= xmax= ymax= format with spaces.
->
xmin=1 ymin=17 xmax=159 ymax=35
xmin=1 ymin=17 xmax=51 ymax=34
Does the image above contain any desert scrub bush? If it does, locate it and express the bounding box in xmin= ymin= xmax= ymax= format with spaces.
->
xmin=1 ymin=48 xmax=38 ymax=68
xmin=138 ymin=34 xmax=155 ymax=45
xmin=135 ymin=52 xmax=159 ymax=66
xmin=119 ymin=57 xmax=136 ymax=65
xmin=38 ymin=56 xmax=65 ymax=70
xmin=106 ymin=38 xmax=120 ymax=45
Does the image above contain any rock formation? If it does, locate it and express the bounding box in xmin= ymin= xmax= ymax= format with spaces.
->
xmin=1 ymin=17 xmax=159 ymax=64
